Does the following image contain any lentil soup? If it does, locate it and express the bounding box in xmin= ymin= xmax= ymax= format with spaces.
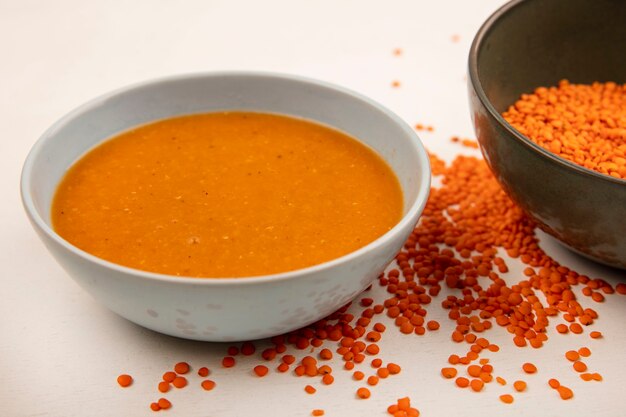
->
xmin=52 ymin=112 xmax=403 ymax=278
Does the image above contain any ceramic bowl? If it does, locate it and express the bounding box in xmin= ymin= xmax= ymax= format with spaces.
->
xmin=468 ymin=0 xmax=626 ymax=269
xmin=21 ymin=72 xmax=431 ymax=341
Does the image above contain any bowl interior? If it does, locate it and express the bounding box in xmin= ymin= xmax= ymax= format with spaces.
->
xmin=24 ymin=73 xmax=428 ymax=247
xmin=476 ymin=0 xmax=626 ymax=114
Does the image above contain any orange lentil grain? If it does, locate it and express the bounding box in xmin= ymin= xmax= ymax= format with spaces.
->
xmin=499 ymin=394 xmax=514 ymax=404
xmin=222 ymin=357 xmax=235 ymax=368
xmin=367 ymin=375 xmax=379 ymax=386
xmin=353 ymin=371 xmax=365 ymax=381
xmin=305 ymin=385 xmax=316 ymax=394
xmin=312 ymin=410 xmax=325 ymax=416
xmin=150 ymin=403 xmax=160 ymax=412
xmin=513 ymin=380 xmax=527 ymax=392
xmin=496 ymin=376 xmax=507 ymax=385
xmin=548 ymin=378 xmax=561 ymax=389
xmin=455 ymin=377 xmax=469 ymax=388
xmin=569 ymin=323 xmax=583 ymax=334
xmin=467 ymin=365 xmax=481 ymax=378
xmin=319 ymin=349 xmax=333 ymax=360
xmin=441 ymin=367 xmax=457 ymax=379
xmin=162 ymin=372 xmax=176 ymax=383
xmin=427 ymin=320 xmax=440 ymax=330
xmin=254 ymin=365 xmax=269 ymax=377
xmin=557 ymin=385 xmax=574 ymax=400
xmin=117 ymin=374 xmax=133 ymax=388
xmin=157 ymin=398 xmax=171 ymax=410
xmin=522 ymin=363 xmax=537 ymax=374
xmin=387 ymin=363 xmax=401 ymax=374
xmin=172 ymin=376 xmax=187 ymax=389
xmin=357 ymin=387 xmax=371 ymax=399
xmin=590 ymin=331 xmax=603 ymax=339
xmin=201 ymin=380 xmax=216 ymax=391
xmin=174 ymin=362 xmax=189 ymax=374
xmin=197 ymin=367 xmax=209 ymax=377
xmin=503 ymin=80 xmax=626 ymax=180
xmin=578 ymin=347 xmax=591 ymax=357
xmin=565 ymin=351 xmax=580 ymax=362
xmin=241 ymin=342 xmax=256 ymax=356
xmin=470 ymin=379 xmax=484 ymax=392
xmin=556 ymin=324 xmax=569 ymax=334
xmin=573 ymin=361 xmax=587 ymax=373
xmin=158 ymin=381 xmax=170 ymax=393
xmin=322 ymin=374 xmax=334 ymax=385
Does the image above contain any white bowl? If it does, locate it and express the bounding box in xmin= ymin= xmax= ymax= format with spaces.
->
xmin=21 ymin=72 xmax=431 ymax=342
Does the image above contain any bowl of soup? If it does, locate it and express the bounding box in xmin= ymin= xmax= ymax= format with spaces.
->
xmin=21 ymin=72 xmax=431 ymax=341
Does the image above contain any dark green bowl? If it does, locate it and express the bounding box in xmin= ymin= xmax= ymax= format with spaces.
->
xmin=468 ymin=0 xmax=626 ymax=269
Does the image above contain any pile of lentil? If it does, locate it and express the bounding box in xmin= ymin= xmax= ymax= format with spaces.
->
xmin=503 ymin=79 xmax=626 ymax=179
xmin=118 ymin=150 xmax=625 ymax=414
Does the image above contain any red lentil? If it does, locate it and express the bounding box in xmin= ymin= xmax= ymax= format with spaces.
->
xmin=470 ymin=379 xmax=484 ymax=392
xmin=499 ymin=394 xmax=514 ymax=404
xmin=222 ymin=357 xmax=235 ymax=368
xmin=312 ymin=410 xmax=325 ymax=416
xmin=162 ymin=372 xmax=176 ymax=383
xmin=573 ymin=361 xmax=588 ymax=373
xmin=455 ymin=377 xmax=469 ymax=388
xmin=305 ymin=385 xmax=316 ymax=394
xmin=357 ymin=387 xmax=371 ymax=399
xmin=578 ymin=347 xmax=591 ymax=357
xmin=174 ymin=362 xmax=189 ymax=374
xmin=522 ymin=363 xmax=537 ymax=374
xmin=387 ymin=397 xmax=420 ymax=417
xmin=253 ymin=365 xmax=269 ymax=377
xmin=117 ymin=374 xmax=133 ymax=388
xmin=157 ymin=398 xmax=171 ymax=410
xmin=503 ymin=80 xmax=626 ymax=179
xmin=513 ymin=380 xmax=527 ymax=392
xmin=441 ymin=367 xmax=457 ymax=379
xmin=201 ymin=380 xmax=216 ymax=391
xmin=557 ymin=385 xmax=574 ymax=400
xmin=197 ymin=367 xmax=210 ymax=377
xmin=172 ymin=376 xmax=187 ymax=389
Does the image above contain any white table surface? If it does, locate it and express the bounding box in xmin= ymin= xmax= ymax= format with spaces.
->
xmin=2 ymin=1 xmax=625 ymax=416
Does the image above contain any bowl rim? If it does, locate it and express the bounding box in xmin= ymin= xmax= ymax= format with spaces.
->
xmin=468 ymin=0 xmax=626 ymax=186
xmin=21 ymin=70 xmax=431 ymax=287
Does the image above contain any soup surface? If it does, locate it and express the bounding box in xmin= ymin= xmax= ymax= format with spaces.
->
xmin=52 ymin=112 xmax=403 ymax=277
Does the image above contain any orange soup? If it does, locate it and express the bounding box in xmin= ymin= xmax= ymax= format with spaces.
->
xmin=52 ymin=112 xmax=403 ymax=277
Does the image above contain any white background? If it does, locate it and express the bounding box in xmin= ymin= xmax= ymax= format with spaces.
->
xmin=2 ymin=1 xmax=625 ymax=416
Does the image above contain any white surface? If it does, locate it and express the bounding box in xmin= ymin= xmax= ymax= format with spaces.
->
xmin=1 ymin=1 xmax=625 ymax=416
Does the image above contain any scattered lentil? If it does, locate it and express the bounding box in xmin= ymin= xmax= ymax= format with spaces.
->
xmin=522 ymin=363 xmax=537 ymax=374
xmin=499 ymin=394 xmax=514 ymax=404
xmin=117 ymin=374 xmax=133 ymax=388
xmin=513 ymin=380 xmax=527 ymax=392
xmin=201 ymin=380 xmax=216 ymax=391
